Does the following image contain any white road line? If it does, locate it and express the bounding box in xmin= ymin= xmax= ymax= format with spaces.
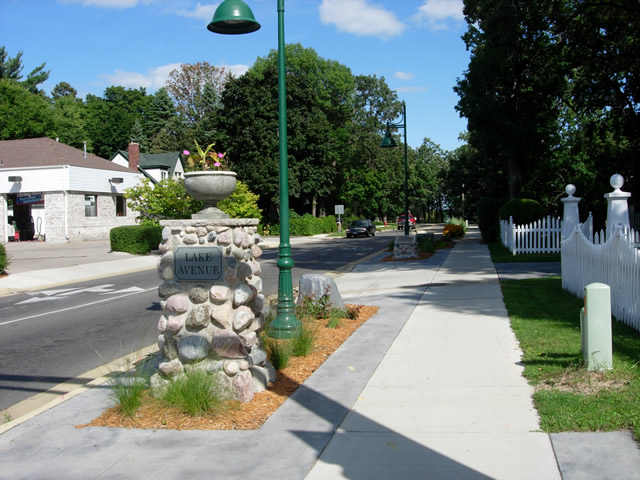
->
xmin=0 ymin=287 xmax=156 ymax=327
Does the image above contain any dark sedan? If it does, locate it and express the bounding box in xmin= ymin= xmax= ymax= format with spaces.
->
xmin=346 ymin=219 xmax=376 ymax=238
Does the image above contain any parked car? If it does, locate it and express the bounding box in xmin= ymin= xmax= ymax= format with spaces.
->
xmin=346 ymin=219 xmax=376 ymax=238
xmin=397 ymin=214 xmax=416 ymax=230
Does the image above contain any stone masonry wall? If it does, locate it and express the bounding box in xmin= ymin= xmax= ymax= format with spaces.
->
xmin=151 ymin=219 xmax=275 ymax=403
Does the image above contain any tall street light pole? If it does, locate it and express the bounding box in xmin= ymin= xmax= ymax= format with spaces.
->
xmin=380 ymin=101 xmax=409 ymax=235
xmin=208 ymin=0 xmax=301 ymax=338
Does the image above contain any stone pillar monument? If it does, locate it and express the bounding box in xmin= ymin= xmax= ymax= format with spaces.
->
xmin=561 ymin=184 xmax=581 ymax=240
xmin=605 ymin=174 xmax=631 ymax=239
xmin=150 ymin=218 xmax=275 ymax=403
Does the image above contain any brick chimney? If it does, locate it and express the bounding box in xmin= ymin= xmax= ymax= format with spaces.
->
xmin=128 ymin=142 xmax=140 ymax=172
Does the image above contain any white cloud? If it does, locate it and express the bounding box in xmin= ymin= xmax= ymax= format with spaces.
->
xmin=175 ymin=2 xmax=218 ymax=21
xmin=394 ymin=71 xmax=414 ymax=81
xmin=221 ymin=64 xmax=250 ymax=78
xmin=101 ymin=63 xmax=181 ymax=90
xmin=318 ymin=0 xmax=405 ymax=39
xmin=414 ymin=0 xmax=464 ymax=30
xmin=59 ymin=0 xmax=157 ymax=8
xmin=100 ymin=62 xmax=250 ymax=90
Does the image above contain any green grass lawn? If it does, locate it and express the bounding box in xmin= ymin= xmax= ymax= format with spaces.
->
xmin=489 ymin=241 xmax=561 ymax=263
xmin=500 ymin=277 xmax=640 ymax=440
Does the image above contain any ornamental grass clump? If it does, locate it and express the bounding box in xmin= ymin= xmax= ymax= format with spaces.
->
xmin=290 ymin=322 xmax=317 ymax=357
xmin=110 ymin=362 xmax=153 ymax=418
xmin=163 ymin=369 xmax=228 ymax=416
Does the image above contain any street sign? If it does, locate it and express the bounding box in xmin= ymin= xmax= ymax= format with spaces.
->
xmin=335 ymin=205 xmax=344 ymax=215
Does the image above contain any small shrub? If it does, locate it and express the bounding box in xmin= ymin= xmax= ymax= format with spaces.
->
xmin=443 ymin=223 xmax=465 ymax=240
xmin=498 ymin=198 xmax=546 ymax=225
xmin=163 ymin=368 xmax=227 ymax=416
xmin=417 ymin=233 xmax=436 ymax=253
xmin=476 ymin=198 xmax=504 ymax=243
xmin=0 ymin=243 xmax=8 ymax=273
xmin=296 ymin=292 xmax=332 ymax=320
xmin=327 ymin=309 xmax=344 ymax=329
xmin=110 ymin=225 xmax=162 ymax=255
xmin=265 ymin=338 xmax=290 ymax=370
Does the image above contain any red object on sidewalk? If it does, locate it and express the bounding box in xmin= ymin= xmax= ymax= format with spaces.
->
xmin=14 ymin=231 xmax=20 ymax=241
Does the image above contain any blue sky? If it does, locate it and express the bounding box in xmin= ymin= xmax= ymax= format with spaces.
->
xmin=1 ymin=0 xmax=470 ymax=151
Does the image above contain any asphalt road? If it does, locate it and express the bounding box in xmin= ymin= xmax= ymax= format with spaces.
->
xmin=0 ymin=232 xmax=395 ymax=411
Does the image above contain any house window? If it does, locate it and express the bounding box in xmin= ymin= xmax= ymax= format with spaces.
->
xmin=84 ymin=195 xmax=97 ymax=217
xmin=161 ymin=171 xmax=168 ymax=179
xmin=115 ymin=196 xmax=126 ymax=216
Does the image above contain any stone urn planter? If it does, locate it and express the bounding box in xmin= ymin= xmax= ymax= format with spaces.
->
xmin=184 ymin=171 xmax=237 ymax=219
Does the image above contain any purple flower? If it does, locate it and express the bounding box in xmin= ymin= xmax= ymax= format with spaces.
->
xmin=183 ymin=150 xmax=190 ymax=155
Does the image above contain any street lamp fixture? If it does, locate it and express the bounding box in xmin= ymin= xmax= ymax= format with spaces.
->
xmin=209 ymin=0 xmax=301 ymax=339
xmin=380 ymin=101 xmax=410 ymax=235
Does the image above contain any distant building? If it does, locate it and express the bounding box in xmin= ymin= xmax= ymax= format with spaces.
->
xmin=110 ymin=143 xmax=184 ymax=183
xmin=0 ymin=138 xmax=143 ymax=243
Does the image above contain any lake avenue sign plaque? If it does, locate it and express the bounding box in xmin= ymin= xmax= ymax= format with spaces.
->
xmin=173 ymin=246 xmax=224 ymax=281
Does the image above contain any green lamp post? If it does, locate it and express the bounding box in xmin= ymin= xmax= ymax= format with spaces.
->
xmin=381 ymin=101 xmax=410 ymax=235
xmin=208 ymin=0 xmax=301 ymax=339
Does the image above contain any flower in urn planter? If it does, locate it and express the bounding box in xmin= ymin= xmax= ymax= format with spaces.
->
xmin=183 ymin=140 xmax=228 ymax=171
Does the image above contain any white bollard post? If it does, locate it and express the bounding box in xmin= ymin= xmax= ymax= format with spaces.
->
xmin=580 ymin=283 xmax=613 ymax=371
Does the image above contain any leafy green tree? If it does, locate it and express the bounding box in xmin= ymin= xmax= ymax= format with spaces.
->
xmin=85 ymin=86 xmax=150 ymax=158
xmin=0 ymin=79 xmax=54 ymax=139
xmin=51 ymin=92 xmax=87 ymax=149
xmin=0 ymin=46 xmax=49 ymax=93
xmin=455 ymin=0 xmax=566 ymax=199
xmin=51 ymin=81 xmax=77 ymax=99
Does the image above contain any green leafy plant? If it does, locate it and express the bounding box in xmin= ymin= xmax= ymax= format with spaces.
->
xmin=163 ymin=368 xmax=228 ymax=416
xmin=183 ymin=140 xmax=227 ymax=171
xmin=296 ymin=292 xmax=332 ymax=320
xmin=417 ymin=233 xmax=436 ymax=253
xmin=0 ymin=242 xmax=9 ymax=273
xmin=498 ymin=198 xmax=546 ymax=225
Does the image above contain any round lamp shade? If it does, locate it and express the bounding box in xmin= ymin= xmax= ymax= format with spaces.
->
xmin=208 ymin=0 xmax=261 ymax=35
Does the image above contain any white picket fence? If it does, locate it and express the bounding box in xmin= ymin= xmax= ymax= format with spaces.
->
xmin=500 ymin=216 xmax=562 ymax=254
xmin=562 ymin=226 xmax=640 ymax=331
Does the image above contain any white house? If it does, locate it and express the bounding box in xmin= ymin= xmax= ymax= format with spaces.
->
xmin=110 ymin=143 xmax=184 ymax=183
xmin=0 ymin=138 xmax=143 ymax=243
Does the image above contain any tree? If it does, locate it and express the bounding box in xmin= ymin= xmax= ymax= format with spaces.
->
xmin=51 ymin=92 xmax=87 ymax=148
xmin=165 ymin=62 xmax=230 ymax=128
xmin=0 ymin=79 xmax=54 ymax=140
xmin=85 ymin=86 xmax=150 ymax=158
xmin=51 ymin=81 xmax=77 ymax=100
xmin=0 ymin=46 xmax=49 ymax=93
xmin=455 ymin=0 xmax=566 ymax=199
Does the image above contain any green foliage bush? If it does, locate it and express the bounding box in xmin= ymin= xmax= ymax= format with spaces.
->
xmin=498 ymin=198 xmax=546 ymax=225
xmin=110 ymin=225 xmax=162 ymax=255
xmin=0 ymin=243 xmax=8 ymax=273
xmin=476 ymin=198 xmax=504 ymax=243
xmin=261 ymin=213 xmax=338 ymax=237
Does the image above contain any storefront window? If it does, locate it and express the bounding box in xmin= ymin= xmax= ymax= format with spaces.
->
xmin=85 ymin=195 xmax=97 ymax=217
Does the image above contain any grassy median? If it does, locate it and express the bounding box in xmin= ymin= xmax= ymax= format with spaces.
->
xmin=500 ymin=277 xmax=640 ymax=441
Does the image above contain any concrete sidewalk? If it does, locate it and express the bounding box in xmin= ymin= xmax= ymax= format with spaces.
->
xmin=0 ymin=229 xmax=638 ymax=479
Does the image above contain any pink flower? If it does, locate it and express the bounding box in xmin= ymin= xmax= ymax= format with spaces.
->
xmin=218 ymin=153 xmax=224 ymax=158
xmin=214 ymin=162 xmax=222 ymax=168
xmin=183 ymin=150 xmax=190 ymax=155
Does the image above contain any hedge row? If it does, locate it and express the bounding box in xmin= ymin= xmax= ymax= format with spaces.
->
xmin=0 ymin=243 xmax=8 ymax=273
xmin=110 ymin=225 xmax=163 ymax=255
xmin=261 ymin=214 xmax=338 ymax=237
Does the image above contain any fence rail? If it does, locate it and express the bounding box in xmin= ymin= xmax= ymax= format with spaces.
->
xmin=562 ymin=227 xmax=640 ymax=332
xmin=499 ymin=216 xmax=562 ymax=255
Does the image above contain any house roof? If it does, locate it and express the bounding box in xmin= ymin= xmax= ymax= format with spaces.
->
xmin=112 ymin=150 xmax=183 ymax=176
xmin=0 ymin=138 xmax=133 ymax=173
